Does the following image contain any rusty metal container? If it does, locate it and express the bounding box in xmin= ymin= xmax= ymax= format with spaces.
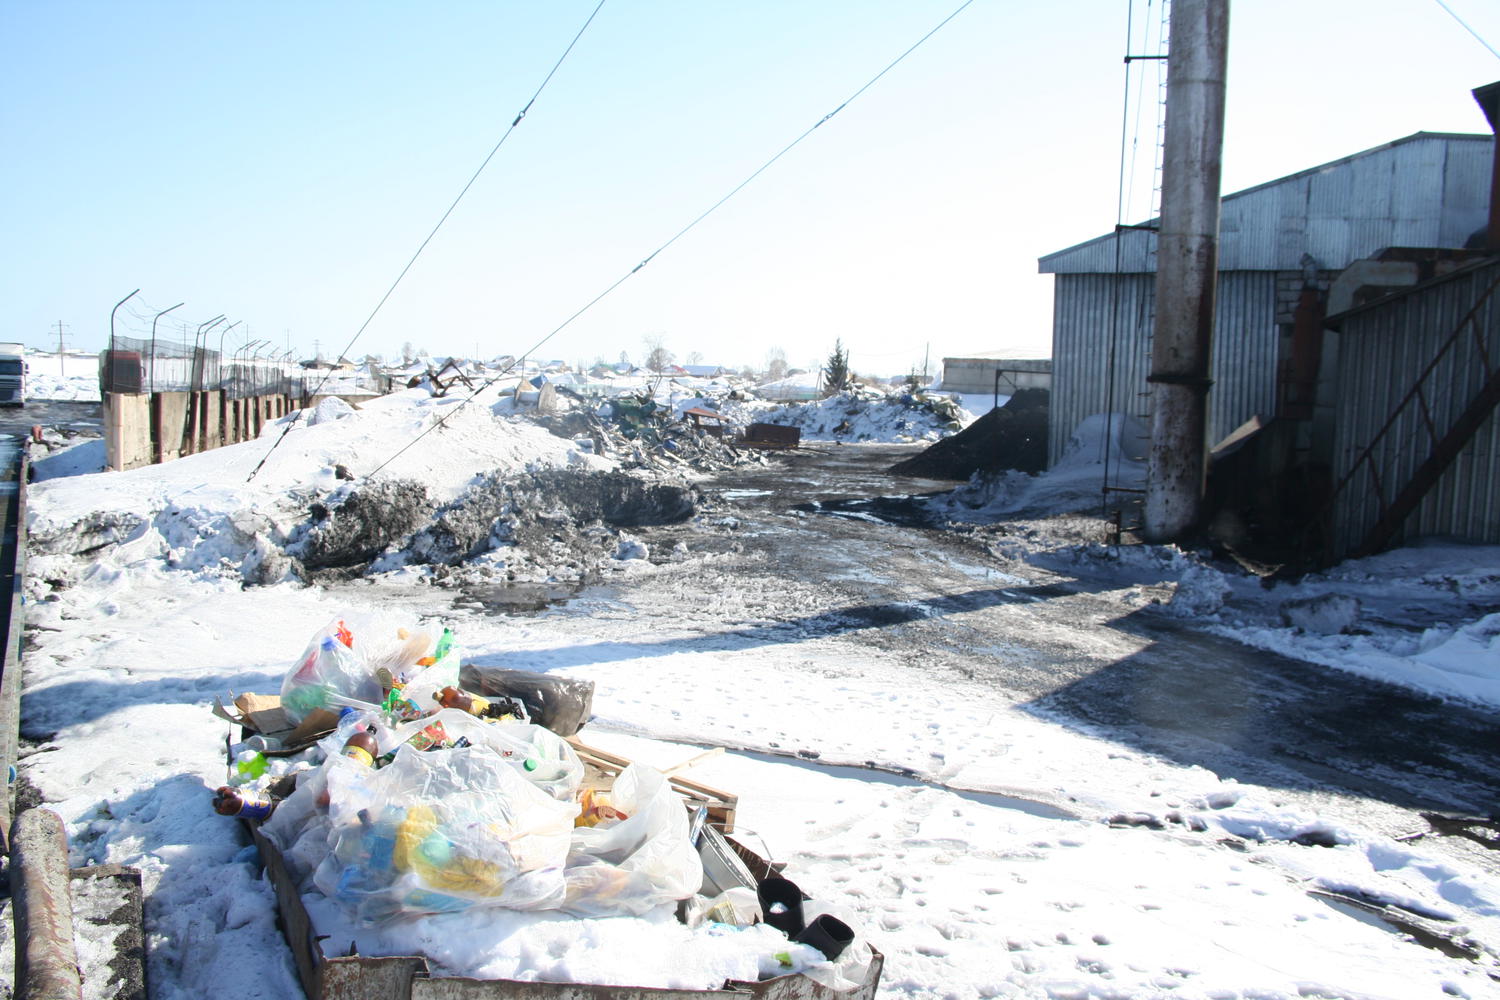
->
xmin=740 ymin=424 xmax=800 ymax=450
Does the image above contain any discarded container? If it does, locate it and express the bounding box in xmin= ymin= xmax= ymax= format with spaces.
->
xmin=740 ymin=424 xmax=800 ymax=450
xmin=341 ymin=726 xmax=379 ymax=767
xmin=213 ymin=786 xmax=274 ymax=820
xmin=249 ymin=820 xmax=882 ymax=1000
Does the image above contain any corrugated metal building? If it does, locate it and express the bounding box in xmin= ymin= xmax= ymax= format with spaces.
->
xmin=1037 ymin=132 xmax=1495 ymax=467
xmin=1323 ymin=256 xmax=1500 ymax=558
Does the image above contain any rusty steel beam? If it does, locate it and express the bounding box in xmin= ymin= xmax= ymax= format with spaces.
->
xmin=1354 ymin=362 xmax=1500 ymax=558
xmin=11 ymin=808 xmax=83 ymax=1000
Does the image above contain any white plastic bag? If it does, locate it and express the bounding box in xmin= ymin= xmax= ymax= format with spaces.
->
xmin=312 ymin=740 xmax=579 ymax=923
xmin=561 ymin=764 xmax=704 ymax=917
xmin=383 ymin=709 xmax=584 ymax=801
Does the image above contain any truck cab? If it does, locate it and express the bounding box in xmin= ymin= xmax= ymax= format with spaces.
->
xmin=0 ymin=344 xmax=26 ymax=406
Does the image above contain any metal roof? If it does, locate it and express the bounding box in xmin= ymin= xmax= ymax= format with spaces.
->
xmin=1039 ymin=132 xmax=1494 ymax=274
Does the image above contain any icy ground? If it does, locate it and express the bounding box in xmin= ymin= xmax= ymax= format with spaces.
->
xmin=16 ymin=383 xmax=1500 ymax=999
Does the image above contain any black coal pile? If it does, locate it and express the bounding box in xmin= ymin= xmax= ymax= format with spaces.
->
xmin=888 ymin=389 xmax=1049 ymax=480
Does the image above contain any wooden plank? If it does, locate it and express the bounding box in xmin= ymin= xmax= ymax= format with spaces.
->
xmin=567 ymin=737 xmax=737 ymax=834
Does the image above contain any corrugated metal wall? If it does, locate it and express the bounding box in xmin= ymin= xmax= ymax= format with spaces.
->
xmin=1040 ymin=134 xmax=1493 ymax=274
xmin=1328 ymin=259 xmax=1500 ymax=558
xmin=1048 ymin=271 xmax=1280 ymax=466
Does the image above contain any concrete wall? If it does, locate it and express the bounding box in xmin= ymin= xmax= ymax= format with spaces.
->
xmin=105 ymin=391 xmax=296 ymax=472
xmin=940 ymin=358 xmax=1052 ymax=395
xmin=104 ymin=394 xmax=152 ymax=472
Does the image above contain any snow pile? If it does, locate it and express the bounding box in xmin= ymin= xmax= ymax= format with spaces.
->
xmin=937 ymin=412 xmax=1146 ymax=519
xmin=25 ymin=351 xmax=101 ymax=401
xmin=27 ymin=386 xmax=627 ymax=589
xmin=1212 ymin=542 xmax=1500 ymax=707
xmin=714 ymin=388 xmax=965 ymax=443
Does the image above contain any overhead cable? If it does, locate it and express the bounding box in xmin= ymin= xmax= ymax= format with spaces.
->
xmin=362 ymin=0 xmax=980 ymax=482
xmin=1432 ymin=0 xmax=1500 ymax=61
xmin=246 ymin=0 xmax=609 ymax=482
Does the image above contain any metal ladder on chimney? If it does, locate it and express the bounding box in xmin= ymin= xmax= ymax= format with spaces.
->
xmin=1321 ymin=267 xmax=1500 ymax=560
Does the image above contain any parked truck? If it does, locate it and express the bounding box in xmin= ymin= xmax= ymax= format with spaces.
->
xmin=0 ymin=343 xmax=26 ymax=406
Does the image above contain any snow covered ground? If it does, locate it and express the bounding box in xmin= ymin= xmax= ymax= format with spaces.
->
xmin=16 ymin=383 xmax=1500 ymax=999
xmin=25 ymin=351 xmax=101 ymax=402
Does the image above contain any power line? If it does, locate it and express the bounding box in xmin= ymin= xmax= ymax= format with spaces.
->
xmin=361 ymin=0 xmax=980 ymax=483
xmin=245 ymin=0 xmax=609 ymax=483
xmin=1432 ymin=0 xmax=1500 ymax=60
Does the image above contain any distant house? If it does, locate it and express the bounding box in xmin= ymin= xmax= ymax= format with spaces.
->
xmin=1037 ymin=131 xmax=1494 ymax=468
xmin=681 ymin=364 xmax=728 ymax=378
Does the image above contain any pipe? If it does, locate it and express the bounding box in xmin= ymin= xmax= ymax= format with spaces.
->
xmin=109 ymin=289 xmax=140 ymax=357
xmin=11 ymin=808 xmax=83 ymax=1000
xmin=1143 ymin=0 xmax=1229 ymax=542
xmin=147 ymin=303 xmax=185 ymax=395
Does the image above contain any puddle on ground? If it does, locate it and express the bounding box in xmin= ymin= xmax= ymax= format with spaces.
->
xmin=1311 ymin=894 xmax=1479 ymax=959
xmin=456 ymin=581 xmax=584 ymax=616
xmin=718 ymin=489 xmax=773 ymax=500
xmin=739 ymin=749 xmax=1079 ymax=821
xmin=794 ymin=494 xmax=941 ymax=529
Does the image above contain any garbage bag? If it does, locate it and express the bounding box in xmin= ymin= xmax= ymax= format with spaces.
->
xmin=280 ymin=619 xmax=379 ymax=724
xmin=384 ymin=709 xmax=585 ymax=802
xmin=561 ymin=764 xmax=703 ymax=917
xmin=312 ymin=740 xmax=579 ymax=923
xmin=279 ymin=617 xmax=461 ymax=725
xmin=458 ymin=665 xmax=594 ymax=736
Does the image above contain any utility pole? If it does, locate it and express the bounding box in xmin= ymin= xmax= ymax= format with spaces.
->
xmin=54 ymin=321 xmax=69 ymax=376
xmin=1143 ymin=0 xmax=1229 ymax=543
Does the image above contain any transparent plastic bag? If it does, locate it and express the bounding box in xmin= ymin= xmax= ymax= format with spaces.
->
xmin=561 ymin=764 xmax=704 ymax=917
xmin=385 ymin=710 xmax=584 ymax=801
xmin=278 ymin=617 xmax=462 ymax=724
xmin=312 ymin=740 xmax=579 ymax=923
xmin=279 ymin=619 xmax=380 ymax=724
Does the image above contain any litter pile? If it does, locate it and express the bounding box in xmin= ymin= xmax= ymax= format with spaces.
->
xmin=213 ymin=614 xmax=878 ymax=994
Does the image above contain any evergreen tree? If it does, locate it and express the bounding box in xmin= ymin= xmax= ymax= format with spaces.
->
xmin=824 ymin=339 xmax=850 ymax=392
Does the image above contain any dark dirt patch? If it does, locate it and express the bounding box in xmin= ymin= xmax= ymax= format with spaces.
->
xmin=888 ymin=389 xmax=1049 ymax=481
xmin=408 ymin=468 xmax=697 ymax=571
xmin=293 ymin=478 xmax=434 ymax=572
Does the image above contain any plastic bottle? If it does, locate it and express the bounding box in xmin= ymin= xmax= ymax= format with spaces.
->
xmin=434 ymin=687 xmax=492 ymax=717
xmin=213 ymin=786 xmax=275 ymax=820
xmin=434 ymin=687 xmax=521 ymax=721
xmin=341 ymin=725 xmax=380 ymax=767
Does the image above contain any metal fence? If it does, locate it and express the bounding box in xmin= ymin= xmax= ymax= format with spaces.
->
xmin=104 ymin=335 xmax=385 ymax=399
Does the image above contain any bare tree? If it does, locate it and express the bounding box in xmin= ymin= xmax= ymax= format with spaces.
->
xmin=764 ymin=346 xmax=789 ymax=381
xmin=686 ymin=351 xmax=704 ymax=367
xmin=643 ymin=334 xmax=675 ymax=373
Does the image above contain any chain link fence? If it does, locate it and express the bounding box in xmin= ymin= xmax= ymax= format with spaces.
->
xmin=103 ymin=336 xmax=386 ymax=398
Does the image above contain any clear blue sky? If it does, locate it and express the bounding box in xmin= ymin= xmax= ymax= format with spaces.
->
xmin=4 ymin=1 xmax=1498 ymax=377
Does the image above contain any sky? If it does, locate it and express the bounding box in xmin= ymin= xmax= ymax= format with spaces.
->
xmin=4 ymin=0 xmax=1500 ymax=378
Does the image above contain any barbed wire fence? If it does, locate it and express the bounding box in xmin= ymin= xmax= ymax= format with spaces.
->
xmin=105 ymin=335 xmax=385 ymax=398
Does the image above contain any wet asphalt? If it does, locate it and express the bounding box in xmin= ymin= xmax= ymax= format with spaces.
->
xmin=688 ymin=444 xmax=1500 ymax=848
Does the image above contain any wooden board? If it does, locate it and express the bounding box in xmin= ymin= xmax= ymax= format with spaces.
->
xmin=567 ymin=736 xmax=738 ymax=834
